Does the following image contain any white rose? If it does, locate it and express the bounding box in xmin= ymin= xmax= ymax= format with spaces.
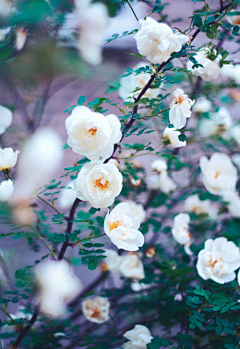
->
xmin=221 ymin=63 xmax=240 ymax=84
xmin=79 ymin=3 xmax=108 ymax=65
xmin=0 ymin=179 xmax=14 ymax=202
xmin=199 ymin=107 xmax=232 ymax=138
xmin=134 ymin=17 xmax=188 ymax=64
xmin=123 ymin=324 xmax=153 ymax=349
xmin=82 ymin=296 xmax=110 ymax=323
xmin=125 ymin=200 xmax=146 ymax=224
xmin=101 ymin=249 xmax=122 ymax=271
xmin=196 ymin=237 xmax=240 ymax=284
xmin=104 ymin=202 xmax=144 ymax=251
xmin=75 ymin=160 xmax=123 ymax=208
xmin=230 ymin=125 xmax=240 ymax=144
xmin=193 ymin=97 xmax=212 ymax=114
xmin=65 ymin=106 xmax=121 ymax=160
xmin=119 ymin=62 xmax=161 ymax=101
xmin=35 ymin=259 xmax=82 ymax=317
xmin=187 ymin=48 xmax=221 ymax=80
xmin=222 ymin=191 xmax=240 ymax=218
xmin=151 ymin=158 xmax=167 ymax=173
xmin=172 ymin=213 xmax=192 ymax=254
xmin=163 ymin=126 xmax=187 ymax=148
xmin=0 ymin=148 xmax=20 ymax=171
xmin=118 ymin=254 xmax=145 ymax=280
xmin=232 ymin=154 xmax=240 ymax=168
xmin=200 ymin=152 xmax=237 ymax=195
xmin=184 ymin=194 xmax=217 ymax=219
xmin=0 ymin=105 xmax=13 ymax=134
xmin=59 ymin=181 xmax=77 ymax=209
xmin=169 ymin=88 xmax=194 ymax=129
xmin=158 ymin=171 xmax=177 ymax=194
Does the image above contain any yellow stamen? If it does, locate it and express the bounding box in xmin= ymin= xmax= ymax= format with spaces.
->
xmin=109 ymin=220 xmax=121 ymax=230
xmin=94 ymin=179 xmax=109 ymax=190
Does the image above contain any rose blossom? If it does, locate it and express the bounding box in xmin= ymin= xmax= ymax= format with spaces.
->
xmin=125 ymin=200 xmax=146 ymax=224
xmin=196 ymin=237 xmax=240 ymax=284
xmin=169 ymin=88 xmax=194 ymax=129
xmin=82 ymin=296 xmax=110 ymax=323
xmin=100 ymin=249 xmax=122 ymax=272
xmin=151 ymin=158 xmax=167 ymax=173
xmin=0 ymin=148 xmax=20 ymax=171
xmin=134 ymin=17 xmax=188 ymax=64
xmin=221 ymin=63 xmax=240 ymax=84
xmin=118 ymin=253 xmax=145 ymax=280
xmin=172 ymin=213 xmax=192 ymax=255
xmin=35 ymin=259 xmax=82 ymax=317
xmin=230 ymin=125 xmax=240 ymax=145
xmin=163 ymin=126 xmax=187 ymax=148
xmin=187 ymin=48 xmax=221 ymax=80
xmin=104 ymin=202 xmax=144 ymax=251
xmin=123 ymin=324 xmax=153 ymax=349
xmin=199 ymin=107 xmax=232 ymax=138
xmin=65 ymin=106 xmax=121 ymax=160
xmin=184 ymin=194 xmax=217 ymax=219
xmin=119 ymin=62 xmax=161 ymax=101
xmin=0 ymin=105 xmax=13 ymax=134
xmin=0 ymin=179 xmax=14 ymax=202
xmin=200 ymin=152 xmax=237 ymax=195
xmin=193 ymin=97 xmax=212 ymax=114
xmin=75 ymin=160 xmax=123 ymax=208
xmin=59 ymin=181 xmax=77 ymax=209
xmin=222 ymin=191 xmax=240 ymax=218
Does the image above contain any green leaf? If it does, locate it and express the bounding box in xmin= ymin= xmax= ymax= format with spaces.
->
xmin=88 ymin=259 xmax=98 ymax=270
xmin=78 ymin=96 xmax=87 ymax=105
xmin=193 ymin=15 xmax=202 ymax=28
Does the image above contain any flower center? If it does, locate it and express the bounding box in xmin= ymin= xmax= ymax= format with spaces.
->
xmin=208 ymin=257 xmax=223 ymax=269
xmin=90 ymin=307 xmax=100 ymax=318
xmin=214 ymin=171 xmax=220 ymax=178
xmin=88 ymin=127 xmax=97 ymax=136
xmin=109 ymin=220 xmax=121 ymax=230
xmin=234 ymin=18 xmax=240 ymax=25
xmin=177 ymin=96 xmax=185 ymax=104
xmin=94 ymin=178 xmax=110 ymax=190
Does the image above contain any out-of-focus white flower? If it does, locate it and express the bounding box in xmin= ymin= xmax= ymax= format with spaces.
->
xmin=163 ymin=126 xmax=187 ymax=148
xmin=230 ymin=125 xmax=240 ymax=144
xmin=158 ymin=171 xmax=177 ymax=194
xmin=75 ymin=160 xmax=123 ymax=208
xmin=104 ymin=202 xmax=144 ymax=251
xmin=82 ymin=296 xmax=110 ymax=323
xmin=134 ymin=17 xmax=188 ymax=64
xmin=151 ymin=159 xmax=167 ymax=173
xmin=119 ymin=62 xmax=161 ymax=101
xmin=172 ymin=213 xmax=192 ymax=255
xmin=0 ymin=179 xmax=14 ymax=202
xmin=118 ymin=253 xmax=145 ymax=280
xmin=100 ymin=249 xmax=122 ymax=272
xmin=65 ymin=106 xmax=121 ymax=160
xmin=130 ymin=281 xmax=151 ymax=292
xmin=123 ymin=324 xmax=153 ymax=349
xmin=17 ymin=128 xmax=63 ymax=191
xmin=2 ymin=306 xmax=32 ymax=333
xmin=79 ymin=3 xmax=108 ymax=65
xmin=0 ymin=27 xmax=10 ymax=40
xmin=0 ymin=148 xmax=20 ymax=171
xmin=15 ymin=28 xmax=27 ymax=51
xmin=0 ymin=105 xmax=13 ymax=134
xmin=200 ymin=152 xmax=237 ymax=195
xmin=196 ymin=237 xmax=240 ymax=284
xmin=125 ymin=200 xmax=146 ymax=224
xmin=59 ymin=181 xmax=77 ymax=209
xmin=193 ymin=97 xmax=212 ymax=114
xmin=187 ymin=48 xmax=221 ymax=80
xmin=184 ymin=194 xmax=217 ymax=219
xmin=169 ymin=88 xmax=194 ymax=129
xmin=199 ymin=107 xmax=232 ymax=138
xmin=11 ymin=197 xmax=37 ymax=226
xmin=35 ymin=259 xmax=82 ymax=317
xmin=226 ymin=11 xmax=240 ymax=25
xmin=232 ymin=154 xmax=240 ymax=168
xmin=221 ymin=63 xmax=240 ymax=84
xmin=222 ymin=191 xmax=240 ymax=218
xmin=0 ymin=0 xmax=13 ymax=16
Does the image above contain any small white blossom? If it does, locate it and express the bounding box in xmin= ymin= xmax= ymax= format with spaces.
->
xmin=184 ymin=194 xmax=217 ymax=219
xmin=130 ymin=281 xmax=150 ymax=292
xmin=199 ymin=107 xmax=232 ymax=138
xmin=101 ymin=249 xmax=122 ymax=271
xmin=221 ymin=63 xmax=240 ymax=84
xmin=119 ymin=62 xmax=161 ymax=101
xmin=15 ymin=28 xmax=27 ymax=51
xmin=200 ymin=152 xmax=237 ymax=195
xmin=163 ymin=126 xmax=187 ymax=148
xmin=230 ymin=125 xmax=240 ymax=145
xmin=125 ymin=200 xmax=146 ymax=224
xmin=187 ymin=48 xmax=221 ymax=80
xmin=151 ymin=159 xmax=167 ymax=173
xmin=0 ymin=179 xmax=14 ymax=202
xmin=196 ymin=237 xmax=240 ymax=284
xmin=118 ymin=253 xmax=145 ymax=280
xmin=35 ymin=259 xmax=82 ymax=317
xmin=66 ymin=106 xmax=121 ymax=160
xmin=75 ymin=160 xmax=123 ymax=208
xmin=0 ymin=27 xmax=10 ymax=41
xmin=232 ymin=154 xmax=240 ymax=168
xmin=158 ymin=171 xmax=177 ymax=194
xmin=193 ymin=97 xmax=212 ymax=114
xmin=104 ymin=202 xmax=144 ymax=251
xmin=123 ymin=324 xmax=153 ymax=349
xmin=169 ymin=88 xmax=194 ymax=129
xmin=0 ymin=0 xmax=13 ymax=16
xmin=172 ymin=213 xmax=192 ymax=255
xmin=226 ymin=11 xmax=240 ymax=25
xmin=135 ymin=17 xmax=188 ymax=64
xmin=82 ymin=296 xmax=110 ymax=323
xmin=222 ymin=191 xmax=240 ymax=218
xmin=0 ymin=105 xmax=13 ymax=134
xmin=0 ymin=148 xmax=20 ymax=171
xmin=59 ymin=181 xmax=77 ymax=209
